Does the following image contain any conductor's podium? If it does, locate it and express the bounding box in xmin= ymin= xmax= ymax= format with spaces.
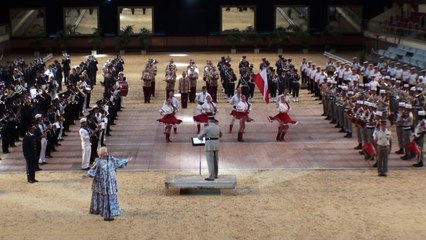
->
xmin=165 ymin=175 xmax=237 ymax=191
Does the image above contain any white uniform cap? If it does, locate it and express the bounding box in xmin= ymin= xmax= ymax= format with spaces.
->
xmin=35 ymin=114 xmax=42 ymax=119
xmin=375 ymin=111 xmax=383 ymax=116
xmin=371 ymin=103 xmax=377 ymax=108
xmin=398 ymin=102 xmax=406 ymax=107
xmin=359 ymin=83 xmax=364 ymax=87
xmin=403 ymin=84 xmax=409 ymax=88
xmin=417 ymin=87 xmax=423 ymax=91
xmin=379 ymin=89 xmax=386 ymax=94
xmin=405 ymin=104 xmax=412 ymax=109
xmin=418 ymin=111 xmax=426 ymax=116
xmin=80 ymin=118 xmax=87 ymax=123
xmin=356 ymin=100 xmax=362 ymax=104
xmin=410 ymin=87 xmax=416 ymax=92
xmin=347 ymin=91 xmax=354 ymax=95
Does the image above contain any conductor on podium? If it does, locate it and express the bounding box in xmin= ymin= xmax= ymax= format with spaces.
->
xmin=198 ymin=115 xmax=222 ymax=181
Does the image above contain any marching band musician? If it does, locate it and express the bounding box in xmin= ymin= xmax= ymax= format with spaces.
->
xmin=193 ymin=95 xmax=217 ymax=134
xmin=204 ymin=60 xmax=219 ymax=103
xmin=62 ymin=53 xmax=71 ymax=85
xmin=79 ymin=118 xmax=92 ymax=170
xmin=413 ymin=111 xmax=426 ymax=167
xmin=36 ymin=114 xmax=48 ymax=165
xmin=400 ymin=103 xmax=414 ymax=160
xmin=187 ymin=59 xmax=199 ymax=103
xmin=141 ymin=65 xmax=153 ymax=103
xmin=231 ymin=94 xmax=253 ymax=142
xmin=148 ymin=58 xmax=158 ymax=97
xmin=157 ymin=97 xmax=182 ymax=142
xmin=267 ymin=91 xmax=298 ymax=141
xmin=178 ymin=71 xmax=191 ymax=109
xmin=165 ymin=59 xmax=177 ymax=99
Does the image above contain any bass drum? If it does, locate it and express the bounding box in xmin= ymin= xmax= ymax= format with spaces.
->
xmin=119 ymin=80 xmax=128 ymax=97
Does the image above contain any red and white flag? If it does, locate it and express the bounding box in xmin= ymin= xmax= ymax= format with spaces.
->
xmin=253 ymin=68 xmax=269 ymax=104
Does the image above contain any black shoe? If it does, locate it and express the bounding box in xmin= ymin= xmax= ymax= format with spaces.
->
xmin=354 ymin=144 xmax=362 ymax=150
xmin=378 ymin=173 xmax=387 ymax=177
xmin=10 ymin=145 xmax=17 ymax=147
xmin=330 ymin=121 xmax=336 ymax=124
xmin=33 ymin=179 xmax=39 ymax=182
xmin=36 ymin=168 xmax=42 ymax=171
xmin=62 ymin=133 xmax=68 ymax=137
xmin=321 ymin=113 xmax=326 ymax=116
xmin=104 ymin=218 xmax=114 ymax=221
xmin=335 ymin=124 xmax=341 ymax=128
xmin=28 ymin=180 xmax=35 ymax=184
xmin=358 ymin=150 xmax=365 ymax=155
xmin=204 ymin=178 xmax=215 ymax=181
xmin=324 ymin=117 xmax=330 ymax=120
xmin=339 ymin=128 xmax=345 ymax=132
xmin=81 ymin=167 xmax=90 ymax=170
xmin=400 ymin=156 xmax=409 ymax=160
xmin=344 ymin=133 xmax=352 ymax=138
xmin=395 ymin=149 xmax=404 ymax=154
xmin=372 ymin=162 xmax=377 ymax=167
xmin=413 ymin=162 xmax=424 ymax=167
xmin=3 ymin=151 xmax=10 ymax=154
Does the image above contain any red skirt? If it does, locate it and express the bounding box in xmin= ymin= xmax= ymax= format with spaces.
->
xmin=157 ymin=114 xmax=182 ymax=125
xmin=406 ymin=140 xmax=420 ymax=156
xmin=268 ymin=112 xmax=297 ymax=125
xmin=230 ymin=110 xmax=253 ymax=121
xmin=193 ymin=113 xmax=213 ymax=123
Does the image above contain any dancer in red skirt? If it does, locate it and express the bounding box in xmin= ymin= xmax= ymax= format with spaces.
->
xmin=193 ymin=95 xmax=217 ymax=134
xmin=157 ymin=97 xmax=182 ymax=142
xmin=268 ymin=93 xmax=298 ymax=141
xmin=230 ymin=95 xmax=253 ymax=142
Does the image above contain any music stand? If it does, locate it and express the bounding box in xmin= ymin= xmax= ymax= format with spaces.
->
xmin=191 ymin=137 xmax=205 ymax=146
xmin=192 ymin=137 xmax=205 ymax=175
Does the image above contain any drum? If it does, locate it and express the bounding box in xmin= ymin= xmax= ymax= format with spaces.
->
xmin=119 ymin=80 xmax=128 ymax=96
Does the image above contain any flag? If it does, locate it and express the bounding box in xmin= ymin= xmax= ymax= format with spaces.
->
xmin=253 ymin=68 xmax=269 ymax=104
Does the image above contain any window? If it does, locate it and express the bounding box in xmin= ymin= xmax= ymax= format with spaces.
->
xmin=328 ymin=6 xmax=363 ymax=33
xmin=275 ymin=6 xmax=309 ymax=32
xmin=221 ymin=6 xmax=255 ymax=32
xmin=10 ymin=8 xmax=46 ymax=37
xmin=64 ymin=8 xmax=99 ymax=35
xmin=118 ymin=7 xmax=153 ymax=33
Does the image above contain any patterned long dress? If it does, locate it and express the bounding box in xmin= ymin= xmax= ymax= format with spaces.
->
xmin=87 ymin=156 xmax=128 ymax=219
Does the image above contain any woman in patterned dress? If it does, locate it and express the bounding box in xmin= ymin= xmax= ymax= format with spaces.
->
xmin=83 ymin=147 xmax=132 ymax=221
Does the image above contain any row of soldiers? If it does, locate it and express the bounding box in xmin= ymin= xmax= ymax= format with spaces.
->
xmin=302 ymin=56 xmax=426 ymax=168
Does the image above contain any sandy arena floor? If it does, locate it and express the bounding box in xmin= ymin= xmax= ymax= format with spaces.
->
xmin=1 ymin=169 xmax=426 ymax=240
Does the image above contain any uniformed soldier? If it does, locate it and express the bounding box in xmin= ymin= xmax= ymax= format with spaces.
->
xmin=198 ymin=115 xmax=222 ymax=181
xmin=373 ymin=119 xmax=392 ymax=177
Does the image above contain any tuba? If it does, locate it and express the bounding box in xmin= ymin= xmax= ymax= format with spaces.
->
xmin=325 ymin=65 xmax=337 ymax=79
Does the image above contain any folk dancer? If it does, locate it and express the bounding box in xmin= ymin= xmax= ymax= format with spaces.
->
xmin=157 ymin=98 xmax=182 ymax=142
xmin=193 ymin=95 xmax=217 ymax=134
xmin=228 ymin=87 xmax=242 ymax=133
xmin=268 ymin=92 xmax=298 ymax=141
xmin=230 ymin=95 xmax=253 ymax=142
xmin=164 ymin=91 xmax=180 ymax=134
